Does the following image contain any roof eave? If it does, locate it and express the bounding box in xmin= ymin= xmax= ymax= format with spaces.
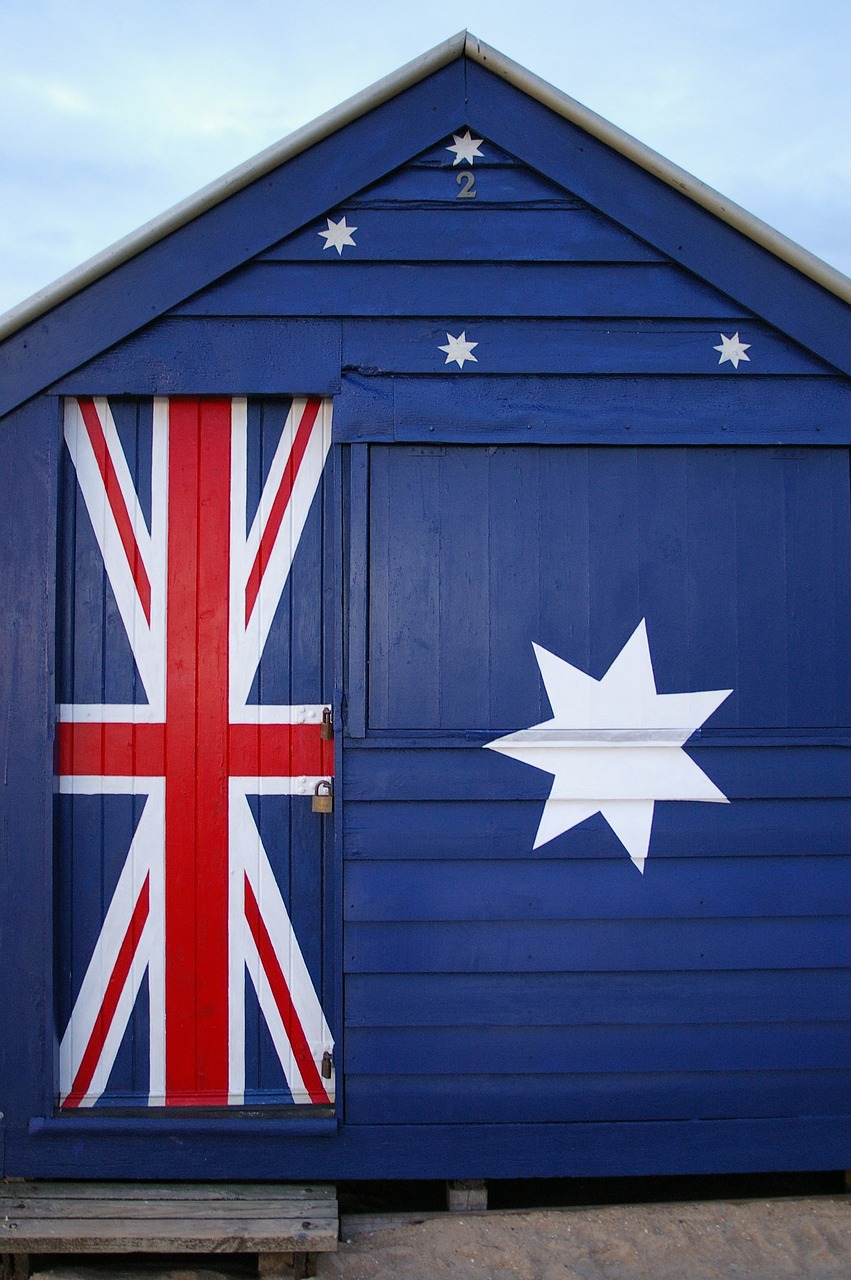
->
xmin=466 ymin=34 xmax=851 ymax=306
xmin=0 ymin=29 xmax=848 ymax=344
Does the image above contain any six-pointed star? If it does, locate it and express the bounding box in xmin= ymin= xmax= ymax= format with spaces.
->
xmin=485 ymin=620 xmax=732 ymax=873
xmin=714 ymin=332 xmax=751 ymax=368
xmin=318 ymin=215 xmax=357 ymax=255
xmin=439 ymin=331 xmax=479 ymax=368
xmin=446 ymin=130 xmax=485 ymax=165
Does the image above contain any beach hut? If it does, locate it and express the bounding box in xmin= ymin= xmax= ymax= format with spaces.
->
xmin=1 ymin=33 xmax=849 ymax=1185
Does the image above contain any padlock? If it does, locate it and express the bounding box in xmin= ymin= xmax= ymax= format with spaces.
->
xmin=320 ymin=706 xmax=334 ymax=740
xmin=321 ymin=1051 xmax=333 ymax=1079
xmin=312 ymin=779 xmax=333 ymax=813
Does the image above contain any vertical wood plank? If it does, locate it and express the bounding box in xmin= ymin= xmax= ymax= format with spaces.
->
xmin=345 ymin=446 xmax=369 ymax=739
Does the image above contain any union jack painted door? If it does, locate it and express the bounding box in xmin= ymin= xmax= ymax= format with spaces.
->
xmin=56 ymin=395 xmax=336 ymax=1111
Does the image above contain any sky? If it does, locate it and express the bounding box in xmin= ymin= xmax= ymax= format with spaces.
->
xmin=1 ymin=0 xmax=849 ymax=318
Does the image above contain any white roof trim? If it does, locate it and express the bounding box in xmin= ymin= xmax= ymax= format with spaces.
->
xmin=467 ymin=35 xmax=851 ymax=306
xmin=1 ymin=30 xmax=848 ymax=342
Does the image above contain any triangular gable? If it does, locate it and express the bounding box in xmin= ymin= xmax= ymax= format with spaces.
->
xmin=59 ymin=133 xmax=837 ymax=401
xmin=1 ymin=37 xmax=850 ymax=417
xmin=171 ymin=135 xmax=747 ymax=324
xmin=262 ymin=137 xmax=665 ymax=262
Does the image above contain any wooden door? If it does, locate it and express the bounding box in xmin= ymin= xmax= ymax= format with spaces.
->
xmin=56 ymin=395 xmax=336 ymax=1111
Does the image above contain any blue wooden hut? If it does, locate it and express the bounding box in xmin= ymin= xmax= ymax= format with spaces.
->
xmin=1 ymin=33 xmax=849 ymax=1183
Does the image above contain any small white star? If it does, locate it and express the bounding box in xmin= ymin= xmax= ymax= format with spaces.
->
xmin=439 ymin=331 xmax=479 ymax=369
xmin=713 ymin=332 xmax=751 ymax=369
xmin=446 ymin=130 xmax=485 ymax=165
xmin=318 ymin=216 xmax=357 ymax=255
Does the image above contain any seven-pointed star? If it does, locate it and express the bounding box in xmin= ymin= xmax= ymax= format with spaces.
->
xmin=446 ymin=130 xmax=485 ymax=165
xmin=318 ymin=215 xmax=357 ymax=255
xmin=485 ymin=620 xmax=732 ymax=873
xmin=713 ymin=332 xmax=751 ymax=369
xmin=439 ymin=331 xmax=479 ymax=368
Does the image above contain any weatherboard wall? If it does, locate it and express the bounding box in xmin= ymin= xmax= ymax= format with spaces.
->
xmin=1 ymin=54 xmax=850 ymax=1178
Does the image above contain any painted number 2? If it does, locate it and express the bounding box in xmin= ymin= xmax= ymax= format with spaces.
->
xmin=456 ymin=171 xmax=477 ymax=199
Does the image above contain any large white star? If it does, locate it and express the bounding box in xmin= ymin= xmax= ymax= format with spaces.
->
xmin=446 ymin=130 xmax=485 ymax=165
xmin=485 ymin=620 xmax=732 ymax=873
xmin=439 ymin=331 xmax=479 ymax=368
xmin=318 ymin=216 xmax=357 ymax=255
xmin=713 ymin=332 xmax=751 ymax=369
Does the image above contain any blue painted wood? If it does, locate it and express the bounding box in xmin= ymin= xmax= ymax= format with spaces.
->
xmin=7 ymin=1116 xmax=851 ymax=1179
xmin=262 ymin=209 xmax=665 ymax=262
xmin=0 ymin=399 xmax=60 ymax=1132
xmin=463 ymin=61 xmax=851 ymax=376
xmin=346 ymin=1023 xmax=851 ymax=1074
xmin=327 ymin=444 xmax=345 ymax=1118
xmin=173 ymin=262 xmax=745 ymax=318
xmin=365 ymin=444 xmax=851 ymax=730
xmin=27 ymin=1116 xmax=338 ymax=1138
xmin=340 ymin=318 xmax=830 ymax=375
xmin=341 ymin=158 xmax=585 ymax=206
xmin=344 ymin=856 xmax=851 ymax=921
xmin=0 ymin=59 xmax=467 ymax=418
xmin=345 ymin=918 xmax=851 ymax=973
xmin=342 ymin=747 xmax=849 ymax=801
xmin=344 ymin=447 xmax=370 ymax=739
xmin=55 ymin=319 xmax=342 ymax=394
xmin=344 ymin=970 xmax=851 ymax=1026
xmin=335 ymin=375 xmax=851 ymax=444
xmin=406 ymin=136 xmax=528 ymax=167
xmin=344 ymin=1071 xmax=851 ymax=1124
xmin=342 ymin=798 xmax=851 ymax=859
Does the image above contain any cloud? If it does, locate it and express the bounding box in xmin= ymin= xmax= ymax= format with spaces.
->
xmin=6 ymin=72 xmax=94 ymax=116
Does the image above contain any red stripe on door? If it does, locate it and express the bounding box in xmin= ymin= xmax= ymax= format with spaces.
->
xmin=244 ymin=875 xmax=330 ymax=1105
xmin=63 ymin=875 xmax=151 ymax=1110
xmin=164 ymin=399 xmax=231 ymax=1106
xmin=77 ymin=398 xmax=153 ymax=624
xmin=244 ymin=398 xmax=322 ymax=626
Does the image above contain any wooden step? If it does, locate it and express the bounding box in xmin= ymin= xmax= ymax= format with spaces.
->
xmin=0 ymin=1181 xmax=337 ymax=1272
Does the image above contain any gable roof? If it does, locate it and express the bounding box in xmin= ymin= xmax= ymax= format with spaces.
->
xmin=1 ymin=32 xmax=850 ymax=417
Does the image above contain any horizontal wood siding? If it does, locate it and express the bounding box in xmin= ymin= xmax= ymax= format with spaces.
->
xmin=339 ymin=318 xmax=831 ymax=375
xmin=366 ymin=446 xmax=851 ymax=731
xmin=55 ymin=320 xmax=342 ymax=395
xmin=175 ymin=262 xmax=745 ymax=318
xmin=346 ymin=1024 xmax=851 ymax=1074
xmin=344 ymin=1072 xmax=851 ymax=1125
xmin=336 ymin=375 xmax=851 ymax=445
xmin=345 ymin=856 xmax=851 ymax=920
xmin=345 ymin=918 xmax=850 ymax=973
xmin=62 ymin=320 xmax=837 ymax=409
xmin=345 ymin=970 xmax=851 ymax=1025
xmin=344 ymin=438 xmax=851 ymax=1134
xmin=343 ymin=798 xmax=851 ymax=859
xmin=260 ymin=208 xmax=666 ymax=262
